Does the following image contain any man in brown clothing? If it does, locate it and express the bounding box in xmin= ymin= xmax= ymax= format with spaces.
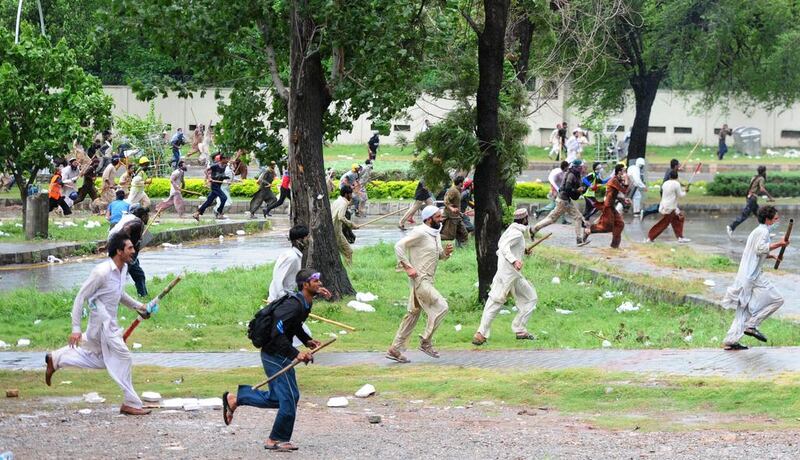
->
xmin=584 ymin=164 xmax=630 ymax=248
xmin=441 ymin=176 xmax=469 ymax=245
xmin=727 ymin=166 xmax=775 ymax=238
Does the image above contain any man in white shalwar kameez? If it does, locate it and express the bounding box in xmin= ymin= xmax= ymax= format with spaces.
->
xmin=473 ymin=208 xmax=538 ymax=345
xmin=386 ymin=205 xmax=453 ymax=363
xmin=45 ymin=233 xmax=157 ymax=415
xmin=721 ymin=205 xmax=788 ymax=350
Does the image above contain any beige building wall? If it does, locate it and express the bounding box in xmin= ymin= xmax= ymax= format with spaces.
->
xmin=104 ymin=86 xmax=800 ymax=148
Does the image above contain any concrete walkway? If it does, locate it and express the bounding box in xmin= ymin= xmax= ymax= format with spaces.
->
xmin=2 ymin=347 xmax=799 ymax=377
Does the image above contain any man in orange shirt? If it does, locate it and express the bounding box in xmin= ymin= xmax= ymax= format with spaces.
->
xmin=49 ymin=162 xmax=73 ymax=215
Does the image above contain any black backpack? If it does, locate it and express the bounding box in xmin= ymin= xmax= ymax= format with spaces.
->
xmin=247 ymin=294 xmax=291 ymax=348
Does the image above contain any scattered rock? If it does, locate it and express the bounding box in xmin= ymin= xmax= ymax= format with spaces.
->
xmin=327 ymin=397 xmax=349 ymax=408
xmin=616 ymin=301 xmax=640 ymax=313
xmin=346 ymin=300 xmax=375 ymax=312
xmin=684 ymin=335 xmax=693 ymax=343
xmin=602 ymin=340 xmax=612 ymax=348
xmin=703 ymin=279 xmax=716 ymax=287
xmin=555 ymin=308 xmax=573 ymax=315
xmin=499 ymin=309 xmax=511 ymax=315
xmin=366 ymin=415 xmax=382 ymax=424
xmin=356 ymin=292 xmax=378 ymax=302
xmin=132 ymin=342 xmax=143 ymax=349
xmin=77 ymin=409 xmax=92 ymax=415
xmin=339 ymin=330 xmax=348 ymax=335
xmin=355 ymin=384 xmax=376 ymax=398
xmin=6 ymin=389 xmax=19 ymax=398
xmin=198 ymin=397 xmax=223 ymax=409
xmin=0 ymin=341 xmax=8 ymax=349
xmin=236 ymin=230 xmax=246 ymax=236
xmin=454 ymin=324 xmax=462 ymax=332
xmin=33 ymin=319 xmax=42 ymax=325
xmin=162 ymin=398 xmax=185 ymax=409
xmin=83 ymin=392 xmax=105 ymax=403
xmin=141 ymin=391 xmax=162 ymax=402
xmin=551 ymin=276 xmax=560 ymax=284
xmin=605 ymin=387 xmax=614 ymax=394
xmin=16 ymin=338 xmax=30 ymax=347
xmin=477 ymin=401 xmax=495 ymax=406
xmin=46 ymin=255 xmax=64 ymax=264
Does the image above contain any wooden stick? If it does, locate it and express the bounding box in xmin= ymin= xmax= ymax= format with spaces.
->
xmin=180 ymin=188 xmax=205 ymax=196
xmin=309 ymin=313 xmax=356 ymax=331
xmin=683 ymin=138 xmax=702 ymax=164
xmin=774 ymin=218 xmax=793 ymax=270
xmin=357 ymin=207 xmax=407 ymax=228
xmin=685 ymin=162 xmax=703 ymax=191
xmin=252 ymin=338 xmax=336 ymax=390
xmin=526 ymin=232 xmax=553 ymax=252
xmin=142 ymin=207 xmax=164 ymax=236
xmin=123 ymin=275 xmax=183 ymax=342
xmin=260 ymin=299 xmax=357 ymax=331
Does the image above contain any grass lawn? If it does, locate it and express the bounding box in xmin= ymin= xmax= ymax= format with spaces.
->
xmin=2 ymin=243 xmax=798 ymax=353
xmin=635 ymin=244 xmax=735 ymax=272
xmin=0 ymin=216 xmax=199 ymax=243
xmin=4 ymin=366 xmax=800 ymax=430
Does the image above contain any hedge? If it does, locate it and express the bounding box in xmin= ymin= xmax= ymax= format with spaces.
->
xmin=706 ymin=173 xmax=800 ymax=197
xmin=96 ymin=178 xmax=553 ymax=200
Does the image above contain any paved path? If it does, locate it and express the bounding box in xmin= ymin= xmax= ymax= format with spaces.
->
xmin=3 ymin=347 xmax=800 ymax=377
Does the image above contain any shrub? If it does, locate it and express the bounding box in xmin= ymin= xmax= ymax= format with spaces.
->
xmin=707 ymin=172 xmax=800 ymax=197
xmin=513 ymin=182 xmax=550 ymax=199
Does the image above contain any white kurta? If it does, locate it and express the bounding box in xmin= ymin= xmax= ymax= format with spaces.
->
xmin=127 ymin=171 xmax=150 ymax=208
xmin=478 ymin=223 xmax=538 ymax=337
xmin=626 ymin=164 xmax=646 ymax=213
xmin=51 ymin=259 xmax=145 ymax=408
xmin=61 ymin=165 xmax=81 ymax=206
xmin=266 ymin=247 xmax=312 ymax=346
xmin=390 ymin=224 xmax=450 ymax=350
xmin=722 ymin=224 xmax=784 ymax=345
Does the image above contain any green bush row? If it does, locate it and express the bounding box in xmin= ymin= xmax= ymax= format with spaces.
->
xmin=98 ymin=178 xmax=553 ymax=200
xmin=706 ymin=172 xmax=800 ymax=197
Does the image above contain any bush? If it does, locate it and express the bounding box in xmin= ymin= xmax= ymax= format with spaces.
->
xmin=513 ymin=182 xmax=550 ymax=199
xmin=707 ymin=172 xmax=800 ymax=197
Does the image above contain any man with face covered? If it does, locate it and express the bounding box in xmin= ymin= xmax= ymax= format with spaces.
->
xmin=386 ymin=205 xmax=454 ymax=363
xmin=531 ymin=159 xmax=588 ymax=246
xmin=473 ymin=208 xmax=538 ymax=345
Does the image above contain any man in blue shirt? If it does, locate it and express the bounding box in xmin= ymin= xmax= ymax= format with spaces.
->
xmin=107 ymin=190 xmax=130 ymax=227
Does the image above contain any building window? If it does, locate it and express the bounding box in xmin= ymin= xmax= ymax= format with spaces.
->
xmin=674 ymin=127 xmax=692 ymax=134
xmin=393 ymin=124 xmax=411 ymax=132
xmin=648 ymin=126 xmax=666 ymax=133
xmin=781 ymin=130 xmax=800 ymax=139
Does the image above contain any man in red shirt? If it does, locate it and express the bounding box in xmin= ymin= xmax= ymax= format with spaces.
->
xmin=264 ymin=170 xmax=291 ymax=217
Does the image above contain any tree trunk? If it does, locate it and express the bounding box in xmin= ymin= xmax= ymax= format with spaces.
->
xmin=14 ymin=170 xmax=29 ymax=229
xmin=474 ymin=0 xmax=510 ymax=302
xmin=627 ymin=72 xmax=662 ymax=162
xmin=288 ymin=0 xmax=355 ymax=298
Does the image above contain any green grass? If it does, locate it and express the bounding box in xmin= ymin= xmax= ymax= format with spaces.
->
xmin=2 ymin=243 xmax=798 ymax=352
xmin=637 ymin=244 xmax=736 ymax=272
xmin=0 ymin=216 xmax=198 ymax=243
xmin=4 ymin=366 xmax=800 ymax=430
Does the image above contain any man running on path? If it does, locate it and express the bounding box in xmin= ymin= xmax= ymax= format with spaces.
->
xmin=645 ymin=169 xmax=690 ymax=243
xmin=532 ymin=159 xmax=587 ymax=246
xmin=387 ymin=205 xmax=453 ymax=363
xmin=45 ymin=233 xmax=157 ymax=416
xmin=473 ymin=208 xmax=538 ymax=346
xmin=222 ymin=268 xmax=324 ymax=452
xmin=727 ymin=166 xmax=775 ymax=238
xmin=584 ymin=164 xmax=630 ymax=248
xmin=722 ymin=206 xmax=788 ymax=350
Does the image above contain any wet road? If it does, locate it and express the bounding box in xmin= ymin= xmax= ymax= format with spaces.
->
xmin=0 ymin=212 xmax=796 ymax=293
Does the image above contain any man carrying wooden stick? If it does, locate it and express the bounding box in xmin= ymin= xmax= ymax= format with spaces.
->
xmin=222 ymin=268 xmax=324 ymax=452
xmin=44 ymin=233 xmax=158 ymax=415
xmin=722 ymin=206 xmax=788 ymax=350
xmin=155 ymin=160 xmax=187 ymax=218
xmin=473 ymin=208 xmax=538 ymax=345
xmin=387 ymin=205 xmax=453 ymax=363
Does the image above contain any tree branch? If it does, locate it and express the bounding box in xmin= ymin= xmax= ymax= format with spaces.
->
xmin=257 ymin=20 xmax=289 ymax=102
xmin=460 ymin=9 xmax=482 ymax=36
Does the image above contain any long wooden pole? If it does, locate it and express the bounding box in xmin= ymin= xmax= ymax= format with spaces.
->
xmin=683 ymin=138 xmax=702 ymax=164
xmin=774 ymin=218 xmax=793 ymax=270
xmin=526 ymin=232 xmax=553 ymax=252
xmin=260 ymin=299 xmax=357 ymax=331
xmin=142 ymin=207 xmax=164 ymax=236
xmin=252 ymin=338 xmax=336 ymax=390
xmin=357 ymin=207 xmax=407 ymax=227
xmin=180 ymin=188 xmax=204 ymax=196
xmin=123 ymin=275 xmax=183 ymax=342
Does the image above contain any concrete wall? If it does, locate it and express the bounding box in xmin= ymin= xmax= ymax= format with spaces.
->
xmin=105 ymin=86 xmax=800 ymax=148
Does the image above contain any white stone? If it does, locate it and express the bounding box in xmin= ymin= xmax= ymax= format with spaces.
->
xmin=346 ymin=300 xmax=375 ymax=312
xmin=219 ymin=235 xmax=224 ymax=242
xmin=684 ymin=335 xmax=693 ymax=343
xmin=236 ymin=230 xmax=246 ymax=236
xmin=198 ymin=397 xmax=223 ymax=409
xmin=162 ymin=398 xmax=185 ymax=409
xmin=454 ymin=324 xmax=462 ymax=332
xmin=46 ymin=255 xmax=64 ymax=264
xmin=78 ymin=409 xmax=92 ymax=415
xmin=499 ymin=309 xmax=511 ymax=315
xmin=0 ymin=341 xmax=7 ymax=348
xmin=555 ymin=308 xmax=573 ymax=315
xmin=355 ymin=292 xmax=378 ymax=302
xmin=33 ymin=319 xmax=42 ymax=325
xmin=327 ymin=397 xmax=349 ymax=408
xmin=551 ymin=276 xmax=560 ymax=284
xmin=339 ymin=330 xmax=348 ymax=335
xmin=602 ymin=340 xmax=612 ymax=348
xmin=616 ymin=301 xmax=640 ymax=313
xmin=83 ymin=392 xmax=105 ymax=403
xmin=181 ymin=398 xmax=200 ymax=411
xmin=703 ymin=279 xmax=716 ymax=287
xmin=141 ymin=391 xmax=162 ymax=402
xmin=16 ymin=338 xmax=30 ymax=347
xmin=132 ymin=342 xmax=143 ymax=349
xmin=355 ymin=384 xmax=376 ymax=398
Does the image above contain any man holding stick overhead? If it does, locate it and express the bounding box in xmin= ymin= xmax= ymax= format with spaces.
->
xmin=721 ymin=206 xmax=788 ymax=350
xmin=222 ymin=268 xmax=324 ymax=452
xmin=473 ymin=208 xmax=538 ymax=346
xmin=44 ymin=233 xmax=158 ymax=415
xmin=387 ymin=205 xmax=453 ymax=363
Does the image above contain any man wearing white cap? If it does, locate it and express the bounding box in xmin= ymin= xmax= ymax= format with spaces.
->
xmin=473 ymin=208 xmax=537 ymax=345
xmin=387 ymin=205 xmax=454 ymax=363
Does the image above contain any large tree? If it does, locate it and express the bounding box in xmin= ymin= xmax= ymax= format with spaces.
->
xmin=562 ymin=0 xmax=800 ymax=161
xmin=123 ymin=0 xmax=429 ymax=298
xmin=0 ymin=25 xmax=112 ymax=223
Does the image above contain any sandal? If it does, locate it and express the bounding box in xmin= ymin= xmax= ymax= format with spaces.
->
xmin=265 ymin=441 xmax=298 ymax=452
xmin=723 ymin=343 xmax=749 ymax=351
xmin=744 ymin=328 xmax=768 ymax=343
xmin=419 ymin=340 xmax=440 ymax=358
xmin=385 ymin=348 xmax=410 ymax=363
xmin=222 ymin=391 xmax=234 ymax=426
xmin=516 ymin=332 xmax=537 ymax=340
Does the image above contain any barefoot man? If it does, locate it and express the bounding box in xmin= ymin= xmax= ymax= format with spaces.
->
xmin=44 ymin=233 xmax=158 ymax=415
xmin=222 ymin=268 xmax=324 ymax=452
xmin=386 ymin=205 xmax=453 ymax=363
xmin=722 ymin=205 xmax=788 ymax=350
